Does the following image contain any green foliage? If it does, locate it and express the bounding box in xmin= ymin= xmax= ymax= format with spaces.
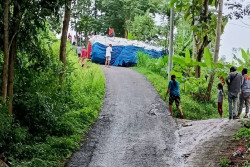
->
xmin=174 ymin=20 xmax=193 ymax=57
xmin=127 ymin=33 xmax=133 ymax=40
xmin=130 ymin=12 xmax=157 ymax=41
xmin=171 ymin=0 xmax=220 ymax=38
xmin=242 ymin=162 xmax=250 ymax=167
xmin=234 ymin=127 xmax=250 ymax=140
xmin=220 ymin=157 xmax=229 ymax=167
xmin=234 ymin=49 xmax=250 ymax=70
xmin=0 ymin=34 xmax=105 ymax=166
xmin=204 ymin=47 xmax=213 ymax=69
xmin=89 ymin=0 xmax=164 ymax=37
xmin=136 ymin=52 xmax=168 ymax=77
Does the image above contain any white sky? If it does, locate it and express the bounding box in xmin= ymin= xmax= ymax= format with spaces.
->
xmin=220 ymin=0 xmax=250 ymax=62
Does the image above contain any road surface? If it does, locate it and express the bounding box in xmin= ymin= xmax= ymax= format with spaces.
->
xmin=67 ymin=66 xmax=242 ymax=167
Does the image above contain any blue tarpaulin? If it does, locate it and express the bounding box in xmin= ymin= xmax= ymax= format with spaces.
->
xmin=91 ymin=43 xmax=165 ymax=66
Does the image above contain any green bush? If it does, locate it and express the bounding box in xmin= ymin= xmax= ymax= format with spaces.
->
xmin=234 ymin=127 xmax=250 ymax=140
xmin=220 ymin=157 xmax=229 ymax=167
xmin=0 ymin=33 xmax=105 ymax=166
xmin=242 ymin=162 xmax=250 ymax=167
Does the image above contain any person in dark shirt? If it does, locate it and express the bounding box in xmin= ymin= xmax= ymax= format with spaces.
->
xmin=238 ymin=68 xmax=250 ymax=118
xmin=225 ymin=66 xmax=243 ymax=119
xmin=164 ymin=75 xmax=184 ymax=119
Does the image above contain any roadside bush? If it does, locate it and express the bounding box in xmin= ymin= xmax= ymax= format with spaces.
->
xmin=220 ymin=157 xmax=229 ymax=167
xmin=136 ymin=52 xmax=168 ymax=76
xmin=0 ymin=33 xmax=105 ymax=166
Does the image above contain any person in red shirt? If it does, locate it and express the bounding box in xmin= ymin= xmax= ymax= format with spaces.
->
xmin=68 ymin=33 xmax=72 ymax=43
xmin=81 ymin=47 xmax=88 ymax=67
xmin=108 ymin=27 xmax=115 ymax=37
xmin=87 ymin=35 xmax=93 ymax=58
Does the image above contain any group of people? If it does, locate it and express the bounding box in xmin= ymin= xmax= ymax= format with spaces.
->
xmin=224 ymin=67 xmax=250 ymax=119
xmin=68 ymin=33 xmax=84 ymax=45
xmin=164 ymin=67 xmax=250 ymax=120
xmin=75 ymin=41 xmax=113 ymax=68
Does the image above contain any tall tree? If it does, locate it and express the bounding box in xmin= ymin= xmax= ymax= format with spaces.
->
xmin=59 ymin=0 xmax=72 ymax=70
xmin=193 ymin=0 xmax=210 ymax=78
xmin=129 ymin=12 xmax=157 ymax=41
xmin=2 ymin=0 xmax=10 ymax=104
xmin=168 ymin=7 xmax=174 ymax=80
xmin=172 ymin=0 xmax=219 ymax=78
xmin=72 ymin=0 xmax=92 ymax=47
xmin=206 ymin=0 xmax=224 ymax=100
xmin=7 ymin=1 xmax=22 ymax=115
xmin=0 ymin=0 xmax=64 ymax=114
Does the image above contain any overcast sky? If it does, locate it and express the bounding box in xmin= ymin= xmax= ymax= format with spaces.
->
xmin=220 ymin=0 xmax=250 ymax=62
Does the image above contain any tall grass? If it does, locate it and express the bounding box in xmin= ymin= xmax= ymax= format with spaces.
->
xmin=137 ymin=52 xmax=168 ymax=77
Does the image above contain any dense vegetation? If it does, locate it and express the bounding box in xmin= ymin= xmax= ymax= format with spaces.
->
xmin=133 ymin=51 xmax=249 ymax=120
xmin=0 ymin=37 xmax=105 ymax=166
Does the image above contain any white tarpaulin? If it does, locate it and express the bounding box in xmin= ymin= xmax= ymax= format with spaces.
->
xmin=89 ymin=35 xmax=163 ymax=51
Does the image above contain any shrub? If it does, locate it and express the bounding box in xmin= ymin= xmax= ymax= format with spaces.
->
xmin=220 ymin=157 xmax=229 ymax=167
xmin=0 ymin=34 xmax=105 ymax=166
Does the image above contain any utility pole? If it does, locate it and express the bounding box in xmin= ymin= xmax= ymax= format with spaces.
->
xmin=168 ymin=7 xmax=174 ymax=80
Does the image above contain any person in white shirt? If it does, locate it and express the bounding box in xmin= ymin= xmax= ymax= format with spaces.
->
xmin=105 ymin=44 xmax=113 ymax=68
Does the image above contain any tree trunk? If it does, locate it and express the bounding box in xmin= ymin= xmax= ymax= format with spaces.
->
xmin=94 ymin=0 xmax=97 ymax=35
xmin=2 ymin=0 xmax=10 ymax=104
xmin=8 ymin=37 xmax=17 ymax=115
xmin=84 ymin=30 xmax=88 ymax=48
xmin=124 ymin=29 xmax=128 ymax=39
xmin=206 ymin=0 xmax=224 ymax=100
xmin=8 ymin=2 xmax=21 ymax=115
xmin=59 ymin=0 xmax=72 ymax=69
xmin=195 ymin=49 xmax=202 ymax=78
xmin=195 ymin=0 xmax=210 ymax=78
xmin=192 ymin=35 xmax=196 ymax=60
xmin=168 ymin=7 xmax=174 ymax=80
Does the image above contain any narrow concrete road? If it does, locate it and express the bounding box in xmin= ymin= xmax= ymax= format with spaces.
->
xmin=67 ymin=66 xmax=181 ymax=167
xmin=67 ymin=66 xmax=243 ymax=167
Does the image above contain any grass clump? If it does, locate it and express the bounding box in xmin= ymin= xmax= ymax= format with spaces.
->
xmin=220 ymin=157 xmax=229 ymax=167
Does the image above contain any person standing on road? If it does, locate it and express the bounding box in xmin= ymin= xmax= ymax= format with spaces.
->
xmin=226 ymin=66 xmax=242 ymax=119
xmin=105 ymin=44 xmax=112 ymax=68
xmin=238 ymin=68 xmax=250 ymax=118
xmin=217 ymin=83 xmax=224 ymax=119
xmin=164 ymin=75 xmax=184 ymax=119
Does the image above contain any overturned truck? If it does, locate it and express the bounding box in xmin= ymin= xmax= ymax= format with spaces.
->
xmin=89 ymin=36 xmax=166 ymax=67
